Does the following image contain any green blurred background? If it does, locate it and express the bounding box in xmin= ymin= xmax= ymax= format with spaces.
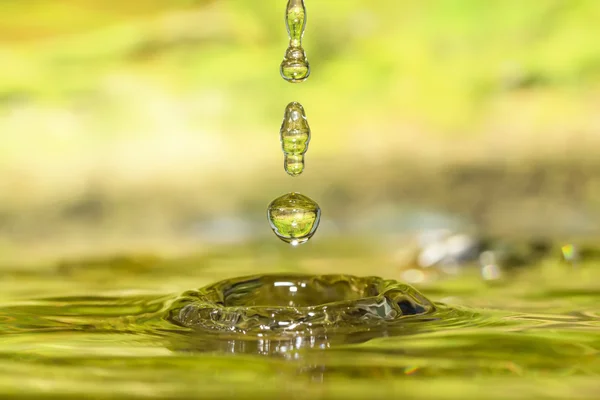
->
xmin=1 ymin=0 xmax=599 ymax=266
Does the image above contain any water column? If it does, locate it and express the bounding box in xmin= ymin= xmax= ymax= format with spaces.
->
xmin=268 ymin=0 xmax=321 ymax=245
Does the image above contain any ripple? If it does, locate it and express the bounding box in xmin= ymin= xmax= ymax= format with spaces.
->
xmin=166 ymin=274 xmax=436 ymax=335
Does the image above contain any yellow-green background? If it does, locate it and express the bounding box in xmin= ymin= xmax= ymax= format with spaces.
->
xmin=1 ymin=0 xmax=599 ymax=265
xmin=0 ymin=5 xmax=599 ymax=399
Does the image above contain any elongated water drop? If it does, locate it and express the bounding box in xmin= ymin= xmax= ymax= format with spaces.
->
xmin=267 ymin=192 xmax=321 ymax=245
xmin=280 ymin=0 xmax=310 ymax=82
xmin=280 ymin=102 xmax=310 ymax=176
xmin=286 ymin=0 xmax=306 ymax=47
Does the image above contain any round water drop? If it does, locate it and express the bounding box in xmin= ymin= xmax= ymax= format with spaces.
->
xmin=267 ymin=192 xmax=321 ymax=245
xmin=280 ymin=0 xmax=310 ymax=82
xmin=280 ymin=102 xmax=310 ymax=176
xmin=281 ymin=47 xmax=310 ymax=83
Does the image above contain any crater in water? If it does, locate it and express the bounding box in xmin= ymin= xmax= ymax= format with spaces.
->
xmin=166 ymin=274 xmax=435 ymax=335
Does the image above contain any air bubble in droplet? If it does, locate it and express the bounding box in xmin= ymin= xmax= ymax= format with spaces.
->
xmin=267 ymin=192 xmax=321 ymax=245
xmin=280 ymin=101 xmax=310 ymax=176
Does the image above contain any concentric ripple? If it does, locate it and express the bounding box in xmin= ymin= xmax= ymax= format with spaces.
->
xmin=166 ymin=274 xmax=435 ymax=335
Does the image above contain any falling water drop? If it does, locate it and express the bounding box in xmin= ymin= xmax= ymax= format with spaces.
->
xmin=280 ymin=102 xmax=311 ymax=176
xmin=267 ymin=192 xmax=321 ymax=245
xmin=280 ymin=0 xmax=310 ymax=82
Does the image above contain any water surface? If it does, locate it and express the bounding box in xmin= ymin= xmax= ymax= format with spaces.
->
xmin=0 ymin=246 xmax=598 ymax=399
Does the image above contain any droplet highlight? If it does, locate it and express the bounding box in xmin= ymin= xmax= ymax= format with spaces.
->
xmin=267 ymin=192 xmax=320 ymax=245
xmin=280 ymin=101 xmax=311 ymax=176
xmin=280 ymin=0 xmax=310 ymax=82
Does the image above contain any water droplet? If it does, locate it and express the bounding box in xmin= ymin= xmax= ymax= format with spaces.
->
xmin=280 ymin=102 xmax=311 ymax=176
xmin=267 ymin=192 xmax=320 ymax=245
xmin=281 ymin=0 xmax=310 ymax=82
xmin=281 ymin=48 xmax=310 ymax=83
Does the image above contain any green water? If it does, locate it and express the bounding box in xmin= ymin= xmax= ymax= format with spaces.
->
xmin=0 ymin=247 xmax=598 ymax=399
xmin=267 ymin=192 xmax=321 ymax=245
xmin=280 ymin=0 xmax=310 ymax=82
xmin=280 ymin=102 xmax=311 ymax=177
xmin=169 ymin=274 xmax=434 ymax=334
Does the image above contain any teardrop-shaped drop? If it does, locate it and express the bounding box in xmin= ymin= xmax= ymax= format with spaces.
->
xmin=267 ymin=192 xmax=321 ymax=245
xmin=280 ymin=0 xmax=310 ymax=82
xmin=280 ymin=101 xmax=310 ymax=176
xmin=280 ymin=47 xmax=310 ymax=82
xmin=285 ymin=0 xmax=306 ymax=48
